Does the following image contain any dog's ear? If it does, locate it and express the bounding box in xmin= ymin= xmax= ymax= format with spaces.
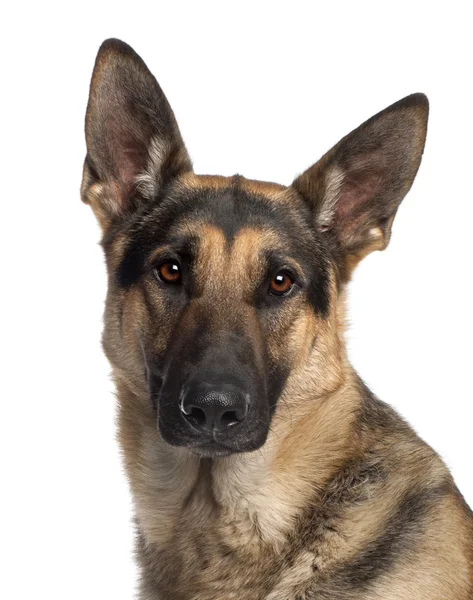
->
xmin=81 ymin=39 xmax=192 ymax=230
xmin=292 ymin=94 xmax=428 ymax=278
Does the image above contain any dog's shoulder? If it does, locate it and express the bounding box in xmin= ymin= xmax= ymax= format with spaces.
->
xmin=270 ymin=384 xmax=473 ymax=599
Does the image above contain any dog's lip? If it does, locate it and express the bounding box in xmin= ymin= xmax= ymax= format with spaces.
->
xmin=157 ymin=416 xmax=240 ymax=455
xmin=180 ymin=434 xmax=260 ymax=457
xmin=161 ymin=429 xmax=265 ymax=457
xmin=191 ymin=446 xmax=234 ymax=458
xmin=188 ymin=438 xmax=236 ymax=457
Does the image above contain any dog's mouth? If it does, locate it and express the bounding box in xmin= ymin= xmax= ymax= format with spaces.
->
xmin=185 ymin=439 xmax=236 ymax=458
xmin=157 ymin=418 xmax=268 ymax=457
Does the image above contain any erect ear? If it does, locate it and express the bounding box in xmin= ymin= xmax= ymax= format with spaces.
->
xmin=292 ymin=94 xmax=428 ymax=278
xmin=81 ymin=39 xmax=192 ymax=230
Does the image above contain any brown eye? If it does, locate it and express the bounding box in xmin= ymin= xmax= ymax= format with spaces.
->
xmin=269 ymin=271 xmax=294 ymax=296
xmin=157 ymin=260 xmax=181 ymax=284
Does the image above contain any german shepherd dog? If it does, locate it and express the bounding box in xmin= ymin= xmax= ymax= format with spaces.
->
xmin=81 ymin=39 xmax=473 ymax=599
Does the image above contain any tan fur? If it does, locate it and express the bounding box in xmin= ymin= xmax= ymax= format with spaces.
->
xmin=82 ymin=42 xmax=472 ymax=598
xmin=177 ymin=172 xmax=288 ymax=199
xmin=99 ymin=181 xmax=473 ymax=600
xmin=113 ymin=262 xmax=472 ymax=599
xmin=177 ymin=172 xmax=231 ymax=191
xmin=365 ymin=495 xmax=472 ymax=600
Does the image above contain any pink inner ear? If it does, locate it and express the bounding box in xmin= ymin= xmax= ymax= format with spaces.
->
xmin=106 ymin=138 xmax=148 ymax=213
xmin=117 ymin=145 xmax=146 ymax=188
xmin=336 ymin=170 xmax=384 ymax=221
xmin=335 ymin=150 xmax=387 ymax=224
xmin=106 ymin=114 xmax=149 ymax=190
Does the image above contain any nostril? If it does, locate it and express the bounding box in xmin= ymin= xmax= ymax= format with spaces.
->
xmin=220 ymin=410 xmax=241 ymax=428
xmin=184 ymin=405 xmax=207 ymax=428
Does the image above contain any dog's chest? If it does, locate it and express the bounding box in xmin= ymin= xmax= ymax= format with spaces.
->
xmin=143 ymin=499 xmax=347 ymax=600
xmin=135 ymin=447 xmax=378 ymax=599
xmin=152 ymin=501 xmax=279 ymax=599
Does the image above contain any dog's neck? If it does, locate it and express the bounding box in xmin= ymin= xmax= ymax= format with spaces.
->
xmin=211 ymin=373 xmax=362 ymax=549
xmin=116 ymin=311 xmax=364 ymax=551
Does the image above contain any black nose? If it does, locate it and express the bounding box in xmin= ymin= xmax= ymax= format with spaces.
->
xmin=180 ymin=383 xmax=249 ymax=435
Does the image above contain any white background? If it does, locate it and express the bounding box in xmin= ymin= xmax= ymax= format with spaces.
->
xmin=1 ymin=2 xmax=472 ymax=598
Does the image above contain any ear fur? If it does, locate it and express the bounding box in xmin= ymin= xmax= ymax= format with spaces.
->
xmin=81 ymin=39 xmax=192 ymax=230
xmin=292 ymin=94 xmax=429 ymax=278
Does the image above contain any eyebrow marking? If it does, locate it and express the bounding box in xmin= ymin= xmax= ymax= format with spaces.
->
xmin=114 ymin=184 xmax=331 ymax=317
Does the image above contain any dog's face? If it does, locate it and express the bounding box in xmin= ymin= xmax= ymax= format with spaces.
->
xmin=104 ymin=176 xmax=332 ymax=457
xmin=82 ymin=39 xmax=428 ymax=457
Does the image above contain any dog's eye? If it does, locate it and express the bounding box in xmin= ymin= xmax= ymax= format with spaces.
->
xmin=269 ymin=271 xmax=294 ymax=296
xmin=156 ymin=260 xmax=182 ymax=284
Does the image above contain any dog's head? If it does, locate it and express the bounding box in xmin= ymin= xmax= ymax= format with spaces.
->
xmin=82 ymin=39 xmax=428 ymax=457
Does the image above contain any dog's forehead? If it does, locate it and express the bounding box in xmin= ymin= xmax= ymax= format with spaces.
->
xmin=167 ymin=173 xmax=312 ymax=241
